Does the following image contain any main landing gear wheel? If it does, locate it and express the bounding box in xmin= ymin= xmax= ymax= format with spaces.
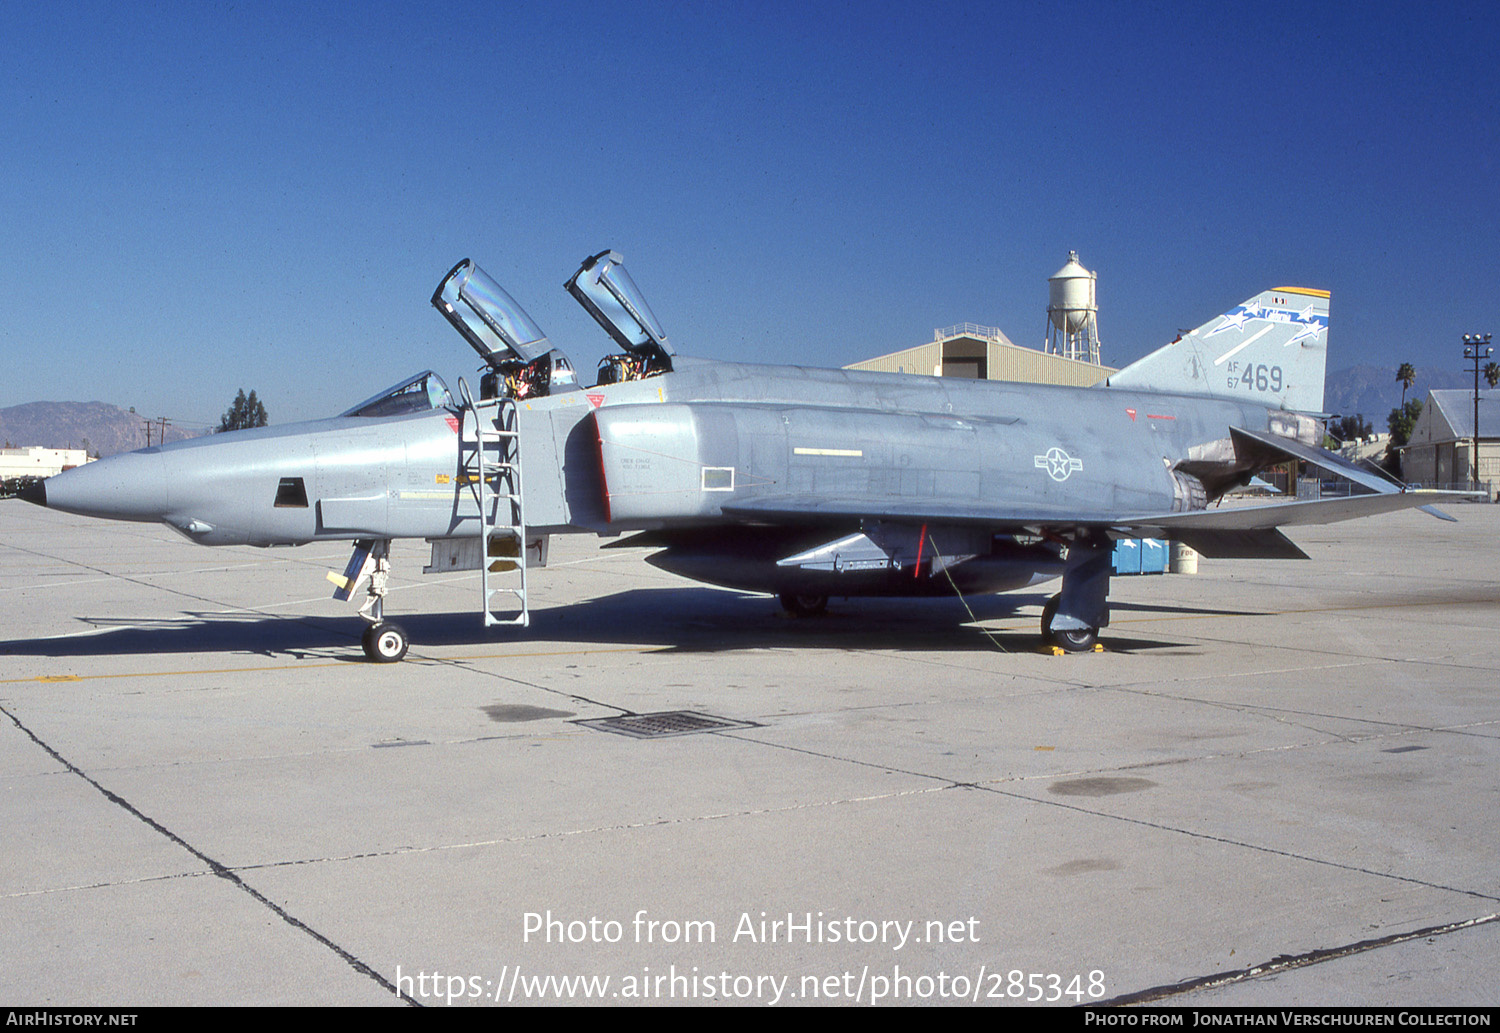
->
xmin=362 ymin=621 xmax=410 ymax=663
xmin=778 ymin=591 xmax=829 ymax=617
xmin=1040 ymin=594 xmax=1099 ymax=653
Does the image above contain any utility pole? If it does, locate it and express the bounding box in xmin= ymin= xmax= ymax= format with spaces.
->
xmin=1463 ymin=333 xmax=1492 ymax=492
xmin=141 ymin=416 xmax=172 ymax=448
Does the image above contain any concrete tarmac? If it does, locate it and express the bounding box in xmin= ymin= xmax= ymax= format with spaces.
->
xmin=1 ymin=499 xmax=1497 ymax=1007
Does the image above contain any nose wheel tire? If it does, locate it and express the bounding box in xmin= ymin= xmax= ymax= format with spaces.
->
xmin=1040 ymin=594 xmax=1099 ymax=653
xmin=362 ymin=621 xmax=410 ymax=663
xmin=778 ymin=591 xmax=829 ymax=617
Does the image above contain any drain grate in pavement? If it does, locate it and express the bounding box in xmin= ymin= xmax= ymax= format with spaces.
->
xmin=576 ymin=711 xmax=758 ymax=740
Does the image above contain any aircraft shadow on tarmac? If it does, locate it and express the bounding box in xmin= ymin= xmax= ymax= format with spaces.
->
xmin=0 ymin=588 xmax=1261 ymax=660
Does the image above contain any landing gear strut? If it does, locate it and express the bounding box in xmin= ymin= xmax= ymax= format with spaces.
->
xmin=1040 ymin=594 xmax=1099 ymax=653
xmin=1040 ymin=533 xmax=1111 ymax=652
xmin=357 ymin=540 xmax=410 ymax=662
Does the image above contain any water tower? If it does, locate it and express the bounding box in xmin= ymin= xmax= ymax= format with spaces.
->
xmin=1045 ymin=251 xmax=1102 ymax=364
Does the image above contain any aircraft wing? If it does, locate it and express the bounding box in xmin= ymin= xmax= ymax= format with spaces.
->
xmin=721 ymin=495 xmax=1121 ymax=529
xmin=1131 ymin=493 xmax=1470 ymax=558
xmin=719 ymin=488 xmax=1470 ymax=560
xmin=1228 ymin=425 xmax=1459 ymax=523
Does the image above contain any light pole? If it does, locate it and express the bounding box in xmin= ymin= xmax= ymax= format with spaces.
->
xmin=1463 ymin=333 xmax=1492 ymax=492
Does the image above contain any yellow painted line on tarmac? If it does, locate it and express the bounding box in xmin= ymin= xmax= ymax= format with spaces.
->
xmin=1106 ymin=594 xmax=1500 ymax=629
xmin=5 ymin=661 xmax=346 ymax=684
xmin=969 ymin=593 xmax=1500 ymax=640
xmin=3 ymin=646 xmax=658 ymax=685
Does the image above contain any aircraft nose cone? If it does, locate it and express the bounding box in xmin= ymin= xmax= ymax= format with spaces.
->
xmin=15 ymin=479 xmax=46 ymax=507
xmin=40 ymin=450 xmax=169 ymax=523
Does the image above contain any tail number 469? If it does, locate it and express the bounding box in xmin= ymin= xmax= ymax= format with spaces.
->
xmin=1235 ymin=364 xmax=1282 ymax=393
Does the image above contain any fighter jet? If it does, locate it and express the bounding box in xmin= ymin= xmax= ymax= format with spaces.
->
xmin=20 ymin=251 xmax=1461 ymax=661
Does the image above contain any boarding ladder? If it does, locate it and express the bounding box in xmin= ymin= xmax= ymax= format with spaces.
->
xmin=457 ymin=379 xmax=529 ymax=627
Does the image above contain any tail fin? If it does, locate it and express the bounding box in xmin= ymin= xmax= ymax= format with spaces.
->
xmin=1107 ymin=287 xmax=1329 ymax=412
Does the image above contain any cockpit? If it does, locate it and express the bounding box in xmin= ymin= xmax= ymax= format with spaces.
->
xmin=431 ymin=252 xmax=674 ymax=402
xmin=341 ymin=253 xmax=674 ymax=420
xmin=340 ymin=370 xmax=454 ymax=419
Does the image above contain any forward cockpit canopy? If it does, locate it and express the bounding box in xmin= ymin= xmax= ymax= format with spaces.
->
xmin=340 ymin=370 xmax=453 ymax=418
xmin=433 ymin=260 xmax=553 ymax=367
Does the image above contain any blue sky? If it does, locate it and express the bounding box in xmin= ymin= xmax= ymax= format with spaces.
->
xmin=3 ymin=1 xmax=1497 ymax=426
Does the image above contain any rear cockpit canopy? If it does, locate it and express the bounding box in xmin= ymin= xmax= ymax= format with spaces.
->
xmin=340 ymin=371 xmax=453 ymax=418
xmin=566 ymin=249 xmax=674 ymax=375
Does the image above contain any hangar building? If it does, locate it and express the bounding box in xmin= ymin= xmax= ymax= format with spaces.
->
xmin=1402 ymin=388 xmax=1499 ymax=495
xmin=844 ymin=323 xmax=1115 ymax=387
xmin=843 ymin=253 xmax=1116 ymax=388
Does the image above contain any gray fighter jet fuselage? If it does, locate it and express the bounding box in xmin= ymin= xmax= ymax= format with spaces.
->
xmin=23 ymin=253 xmax=1461 ymax=661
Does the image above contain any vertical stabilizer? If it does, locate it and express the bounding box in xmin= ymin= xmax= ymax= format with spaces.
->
xmin=1107 ymin=288 xmax=1329 ymax=412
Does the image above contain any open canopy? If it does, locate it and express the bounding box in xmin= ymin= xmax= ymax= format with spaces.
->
xmin=432 ymin=259 xmax=552 ymax=367
xmin=566 ymin=250 xmax=673 ymax=367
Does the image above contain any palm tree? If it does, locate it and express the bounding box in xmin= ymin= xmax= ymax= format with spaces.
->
xmin=1396 ymin=362 xmax=1416 ymax=408
xmin=1486 ymin=361 xmax=1499 ymax=389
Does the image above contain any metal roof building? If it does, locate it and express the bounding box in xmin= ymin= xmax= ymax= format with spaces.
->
xmin=844 ymin=323 xmax=1115 ymax=387
xmin=1402 ymin=388 xmax=1499 ymax=494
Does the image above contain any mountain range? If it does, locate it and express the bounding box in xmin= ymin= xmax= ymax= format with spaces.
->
xmin=0 ymin=402 xmax=199 ymax=457
xmin=1320 ymin=364 xmax=1472 ymax=422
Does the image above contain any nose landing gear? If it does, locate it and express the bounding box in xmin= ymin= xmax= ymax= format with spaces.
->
xmin=346 ymin=539 xmax=411 ymax=663
xmin=362 ymin=621 xmax=410 ymax=663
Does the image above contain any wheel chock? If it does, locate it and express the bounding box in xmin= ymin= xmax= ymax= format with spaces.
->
xmin=1041 ymin=643 xmax=1105 ymax=656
